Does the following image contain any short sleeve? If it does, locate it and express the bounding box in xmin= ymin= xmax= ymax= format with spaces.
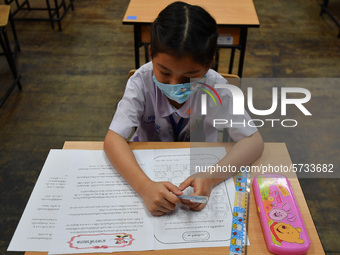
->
xmin=109 ymin=73 xmax=145 ymax=139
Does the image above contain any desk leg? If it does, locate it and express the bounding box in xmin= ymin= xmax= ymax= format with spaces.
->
xmin=46 ymin=0 xmax=55 ymax=29
xmin=320 ymin=0 xmax=340 ymax=38
xmin=0 ymin=28 xmax=22 ymax=107
xmin=134 ymin=25 xmax=141 ymax=69
xmin=8 ymin=12 xmax=21 ymax=54
xmin=1 ymin=27 xmax=18 ymax=79
xmin=54 ymin=0 xmax=62 ymax=31
xmin=238 ymin=27 xmax=248 ymax=78
xmin=320 ymin=0 xmax=329 ymax=15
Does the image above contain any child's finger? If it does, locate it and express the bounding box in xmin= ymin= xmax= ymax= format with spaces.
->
xmin=160 ymin=198 xmax=177 ymax=211
xmin=190 ymin=203 xmax=206 ymax=211
xmin=180 ymin=200 xmax=196 ymax=207
xmin=181 ymin=199 xmax=206 ymax=211
xmin=179 ymin=177 xmax=194 ymax=191
xmin=163 ymin=182 xmax=183 ymax=196
xmin=152 ymin=210 xmax=166 ymax=216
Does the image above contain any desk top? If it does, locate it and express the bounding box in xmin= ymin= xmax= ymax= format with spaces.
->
xmin=25 ymin=142 xmax=324 ymax=255
xmin=0 ymin=5 xmax=10 ymax=27
xmin=122 ymin=0 xmax=260 ymax=27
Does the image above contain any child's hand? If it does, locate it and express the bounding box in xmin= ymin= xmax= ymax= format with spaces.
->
xmin=179 ymin=177 xmax=216 ymax=211
xmin=140 ymin=181 xmax=182 ymax=216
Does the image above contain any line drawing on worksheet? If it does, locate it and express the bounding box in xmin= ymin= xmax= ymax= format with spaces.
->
xmin=151 ymin=147 xmax=234 ymax=248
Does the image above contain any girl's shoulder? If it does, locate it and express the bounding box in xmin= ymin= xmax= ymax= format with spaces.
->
xmin=205 ymin=69 xmax=234 ymax=99
xmin=206 ymin=69 xmax=228 ymax=82
xmin=127 ymin=62 xmax=155 ymax=89
xmin=129 ymin=62 xmax=154 ymax=80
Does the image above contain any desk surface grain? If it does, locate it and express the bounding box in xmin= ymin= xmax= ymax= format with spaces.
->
xmin=25 ymin=142 xmax=324 ymax=255
xmin=122 ymin=0 xmax=260 ymax=26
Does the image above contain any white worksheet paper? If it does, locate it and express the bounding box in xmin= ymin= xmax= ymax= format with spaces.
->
xmin=48 ymin=150 xmax=155 ymax=254
xmin=8 ymin=150 xmax=72 ymax=252
xmin=152 ymin=148 xmax=235 ymax=250
xmin=9 ymin=147 xmax=238 ymax=254
xmin=49 ymin=147 xmax=235 ymax=254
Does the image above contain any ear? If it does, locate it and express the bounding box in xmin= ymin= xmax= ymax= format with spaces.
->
xmin=296 ymin=227 xmax=302 ymax=233
xmin=286 ymin=213 xmax=297 ymax=222
xmin=282 ymin=202 xmax=291 ymax=212
xmin=296 ymin=238 xmax=305 ymax=244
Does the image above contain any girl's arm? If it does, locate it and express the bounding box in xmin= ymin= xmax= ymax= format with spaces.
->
xmin=179 ymin=131 xmax=264 ymax=210
xmin=104 ymin=130 xmax=183 ymax=216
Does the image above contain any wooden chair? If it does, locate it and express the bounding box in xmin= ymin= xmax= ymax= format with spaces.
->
xmin=213 ymin=72 xmax=241 ymax=142
xmin=0 ymin=5 xmax=22 ymax=107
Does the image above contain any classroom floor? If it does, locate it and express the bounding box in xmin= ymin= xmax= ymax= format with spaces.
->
xmin=0 ymin=0 xmax=339 ymax=254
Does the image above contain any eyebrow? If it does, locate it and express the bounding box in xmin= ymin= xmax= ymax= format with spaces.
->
xmin=157 ymin=63 xmax=201 ymax=75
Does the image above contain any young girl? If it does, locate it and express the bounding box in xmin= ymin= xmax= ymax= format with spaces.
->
xmin=104 ymin=1 xmax=264 ymax=216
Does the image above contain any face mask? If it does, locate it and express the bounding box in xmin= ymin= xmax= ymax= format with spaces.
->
xmin=153 ymin=74 xmax=206 ymax=104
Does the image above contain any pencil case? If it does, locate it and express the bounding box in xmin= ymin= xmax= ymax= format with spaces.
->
xmin=253 ymin=174 xmax=311 ymax=255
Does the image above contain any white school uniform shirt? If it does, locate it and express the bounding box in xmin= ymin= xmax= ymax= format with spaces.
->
xmin=109 ymin=62 xmax=257 ymax=142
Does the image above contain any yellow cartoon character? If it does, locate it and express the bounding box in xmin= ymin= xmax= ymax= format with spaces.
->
xmin=233 ymin=212 xmax=244 ymax=218
xmin=230 ymin=238 xmax=242 ymax=246
xmin=232 ymin=223 xmax=243 ymax=231
xmin=270 ymin=222 xmax=305 ymax=244
xmin=236 ymin=182 xmax=245 ymax=188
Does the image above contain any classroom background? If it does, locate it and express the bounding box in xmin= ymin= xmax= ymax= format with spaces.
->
xmin=0 ymin=0 xmax=339 ymax=254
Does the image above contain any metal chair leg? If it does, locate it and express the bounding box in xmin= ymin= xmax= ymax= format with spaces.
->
xmin=228 ymin=48 xmax=235 ymax=74
xmin=214 ymin=48 xmax=220 ymax=72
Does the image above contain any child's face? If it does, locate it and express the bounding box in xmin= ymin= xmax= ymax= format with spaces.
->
xmin=152 ymin=53 xmax=209 ymax=85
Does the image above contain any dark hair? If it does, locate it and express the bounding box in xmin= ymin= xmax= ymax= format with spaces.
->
xmin=150 ymin=1 xmax=218 ymax=67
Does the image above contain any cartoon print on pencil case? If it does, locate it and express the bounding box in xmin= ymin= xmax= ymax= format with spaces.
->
xmin=268 ymin=202 xmax=297 ymax=222
xmin=262 ymin=198 xmax=274 ymax=213
xmin=270 ymin=222 xmax=305 ymax=244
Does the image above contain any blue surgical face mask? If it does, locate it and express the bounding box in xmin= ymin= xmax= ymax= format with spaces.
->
xmin=153 ymin=74 xmax=206 ymax=104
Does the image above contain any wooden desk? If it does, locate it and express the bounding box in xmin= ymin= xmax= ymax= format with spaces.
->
xmin=25 ymin=142 xmax=324 ymax=255
xmin=122 ymin=0 xmax=260 ymax=77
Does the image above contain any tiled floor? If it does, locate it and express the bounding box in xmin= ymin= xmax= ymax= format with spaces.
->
xmin=0 ymin=0 xmax=339 ymax=254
